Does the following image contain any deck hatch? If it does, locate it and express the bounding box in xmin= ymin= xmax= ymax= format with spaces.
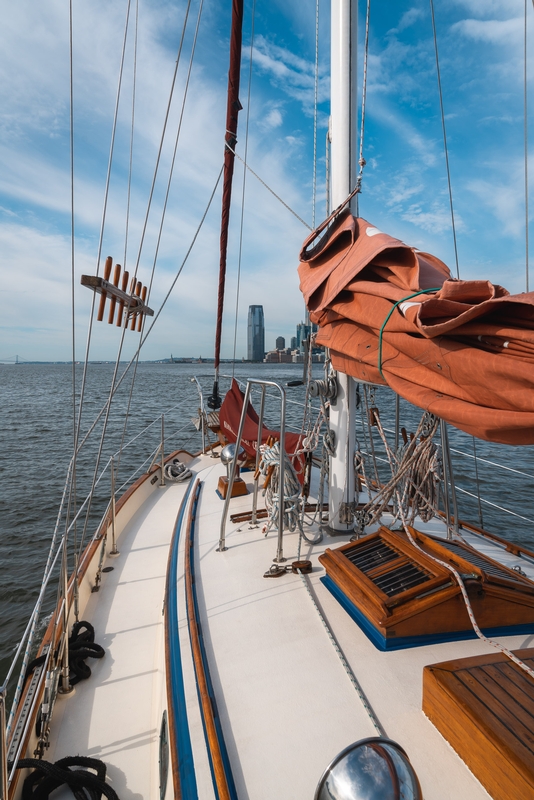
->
xmin=319 ymin=526 xmax=534 ymax=650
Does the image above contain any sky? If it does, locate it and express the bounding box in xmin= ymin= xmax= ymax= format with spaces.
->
xmin=0 ymin=0 xmax=533 ymax=362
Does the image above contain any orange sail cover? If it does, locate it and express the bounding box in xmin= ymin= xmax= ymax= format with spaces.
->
xmin=298 ymin=211 xmax=534 ymax=445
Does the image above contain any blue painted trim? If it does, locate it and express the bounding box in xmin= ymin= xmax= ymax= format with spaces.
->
xmin=167 ymin=480 xmax=198 ymax=798
xmin=321 ymin=575 xmax=534 ymax=651
xmin=187 ymin=482 xmax=239 ymax=800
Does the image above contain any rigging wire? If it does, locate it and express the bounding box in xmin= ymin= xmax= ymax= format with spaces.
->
xmin=128 ymin=0 xmax=194 ymax=291
xmin=225 ymin=142 xmax=312 ymax=230
xmin=116 ymin=0 xmax=140 ymax=479
xmin=119 ymin=0 xmax=205 ymax=476
xmin=429 ymin=0 xmax=460 ymax=279
xmin=67 ymin=0 xmax=77 ymax=592
xmin=145 ymin=0 xmax=204 ymax=305
xmin=74 ymin=165 xmax=224 ymax=560
xmin=231 ymin=0 xmax=257 ymax=373
xmin=72 ymin=0 xmax=196 ymax=556
xmin=525 ymin=0 xmax=530 ymax=291
xmin=312 ymin=0 xmax=320 ymax=229
xmin=69 ymin=0 xmax=135 ymax=546
xmin=124 ymin=0 xmax=139 ymax=270
xmin=118 ymin=0 xmax=203 ymax=476
xmin=356 ymin=0 xmax=371 ymax=215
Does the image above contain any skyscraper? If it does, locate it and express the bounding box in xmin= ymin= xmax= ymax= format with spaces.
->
xmin=247 ymin=305 xmax=265 ymax=361
xmin=275 ymin=336 xmax=285 ymax=350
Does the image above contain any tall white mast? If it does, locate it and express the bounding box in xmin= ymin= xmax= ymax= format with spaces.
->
xmin=329 ymin=0 xmax=357 ymax=531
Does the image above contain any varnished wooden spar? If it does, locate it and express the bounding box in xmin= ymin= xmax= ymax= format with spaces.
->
xmin=81 ymin=259 xmax=153 ymax=328
xmin=184 ymin=479 xmax=236 ymax=800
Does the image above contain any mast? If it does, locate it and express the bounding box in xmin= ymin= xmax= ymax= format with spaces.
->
xmin=208 ymin=0 xmax=244 ymax=410
xmin=329 ymin=0 xmax=357 ymax=530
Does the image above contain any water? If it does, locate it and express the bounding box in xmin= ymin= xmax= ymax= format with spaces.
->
xmin=2 ymin=361 xmax=534 ymax=687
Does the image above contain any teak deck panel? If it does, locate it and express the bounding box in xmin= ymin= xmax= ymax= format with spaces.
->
xmin=423 ymin=648 xmax=534 ymax=800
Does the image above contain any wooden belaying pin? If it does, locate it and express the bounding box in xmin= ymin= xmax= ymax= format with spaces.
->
xmin=97 ymin=256 xmax=113 ymax=321
xmin=137 ymin=285 xmax=147 ymax=332
xmin=108 ymin=263 xmax=121 ymax=324
xmin=117 ymin=270 xmax=129 ymax=326
xmin=131 ymin=281 xmax=142 ymax=330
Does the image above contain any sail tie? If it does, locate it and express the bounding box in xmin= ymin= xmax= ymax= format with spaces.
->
xmin=378 ymin=288 xmax=441 ymax=379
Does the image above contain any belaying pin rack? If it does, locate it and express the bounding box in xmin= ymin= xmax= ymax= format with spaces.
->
xmin=81 ymin=256 xmax=154 ymax=331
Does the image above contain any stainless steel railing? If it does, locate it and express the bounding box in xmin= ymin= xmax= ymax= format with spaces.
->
xmin=218 ymin=379 xmax=287 ymax=561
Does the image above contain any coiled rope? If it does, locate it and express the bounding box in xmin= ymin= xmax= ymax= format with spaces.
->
xmin=14 ymin=756 xmax=119 ymax=799
xmin=353 ymin=411 xmax=441 ymax=536
xmin=259 ymin=441 xmax=302 ymax=536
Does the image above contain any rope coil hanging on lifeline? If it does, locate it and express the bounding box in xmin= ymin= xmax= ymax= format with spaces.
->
xmin=258 ymin=441 xmax=302 ymax=536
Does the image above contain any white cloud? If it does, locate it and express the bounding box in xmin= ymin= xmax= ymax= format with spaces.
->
xmin=401 ymin=202 xmax=460 ymax=235
xmin=388 ymin=7 xmax=426 ymax=35
xmin=252 ymin=35 xmax=329 ymax=117
xmin=260 ymin=107 xmax=284 ymax=130
xmin=452 ymin=16 xmax=523 ymax=44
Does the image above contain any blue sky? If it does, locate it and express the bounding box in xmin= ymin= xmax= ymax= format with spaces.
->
xmin=0 ymin=0 xmax=532 ymax=361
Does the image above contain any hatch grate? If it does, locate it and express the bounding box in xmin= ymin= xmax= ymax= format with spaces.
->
xmin=342 ymin=539 xmax=433 ymax=597
xmin=373 ymin=562 xmax=430 ymax=597
xmin=436 ymin=540 xmax=525 ymax=583
xmin=344 ymin=540 xmax=399 ymax=573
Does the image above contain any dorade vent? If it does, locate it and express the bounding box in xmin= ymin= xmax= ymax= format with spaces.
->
xmin=319 ymin=526 xmax=534 ymax=651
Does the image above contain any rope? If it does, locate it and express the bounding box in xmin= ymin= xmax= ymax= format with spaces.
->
xmin=397 ymin=506 xmax=534 ymax=682
xmin=429 ymin=0 xmax=460 ymax=279
xmin=353 ymin=411 xmax=441 ymax=535
xmin=259 ymin=442 xmax=303 ymax=536
xmin=224 ymin=142 xmax=312 ymax=230
xmin=14 ymin=756 xmax=119 ymax=799
xmin=378 ymin=288 xmax=440 ymax=378
xmin=362 ymin=405 xmax=534 ymax=683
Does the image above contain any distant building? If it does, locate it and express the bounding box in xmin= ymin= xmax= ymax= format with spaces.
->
xmin=247 ymin=305 xmax=265 ymax=361
xmin=275 ymin=336 xmax=285 ymax=350
xmin=290 ymin=336 xmax=297 ymax=350
xmin=264 ymin=349 xmax=292 ymax=363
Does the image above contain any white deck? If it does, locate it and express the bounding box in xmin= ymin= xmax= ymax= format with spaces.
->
xmin=47 ymin=477 xmax=191 ymax=800
xmin=42 ymin=452 xmax=534 ymax=799
xmin=187 ymin=459 xmax=534 ymax=800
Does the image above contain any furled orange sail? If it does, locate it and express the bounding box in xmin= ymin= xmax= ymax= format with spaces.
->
xmin=298 ymin=210 xmax=534 ymax=445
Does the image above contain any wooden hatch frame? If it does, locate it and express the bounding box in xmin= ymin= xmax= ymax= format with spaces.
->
xmin=319 ymin=526 xmax=534 ymax=649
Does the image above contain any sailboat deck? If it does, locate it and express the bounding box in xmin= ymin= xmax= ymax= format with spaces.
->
xmin=39 ymin=452 xmax=534 ymax=799
xmin=185 ymin=458 xmax=534 ymax=799
xmin=46 ymin=476 xmax=192 ymax=800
